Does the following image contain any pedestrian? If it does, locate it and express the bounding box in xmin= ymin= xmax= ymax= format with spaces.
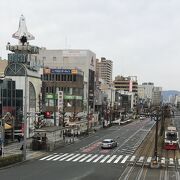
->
xmin=17 ymin=135 xmax=21 ymax=143
xmin=20 ymin=144 xmax=23 ymax=150
xmin=0 ymin=147 xmax=2 ymax=156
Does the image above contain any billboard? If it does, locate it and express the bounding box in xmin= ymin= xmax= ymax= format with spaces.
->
xmin=129 ymin=80 xmax=133 ymax=92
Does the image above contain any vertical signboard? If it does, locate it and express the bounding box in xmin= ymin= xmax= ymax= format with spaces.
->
xmin=129 ymin=80 xmax=133 ymax=92
xmin=58 ymin=91 xmax=64 ymax=112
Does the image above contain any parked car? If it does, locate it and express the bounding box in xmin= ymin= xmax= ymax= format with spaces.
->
xmin=101 ymin=139 xmax=118 ymax=149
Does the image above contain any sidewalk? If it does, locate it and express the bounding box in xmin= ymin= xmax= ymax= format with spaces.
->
xmin=1 ymin=123 xmax=104 ymax=162
xmin=3 ymin=139 xmax=47 ymax=160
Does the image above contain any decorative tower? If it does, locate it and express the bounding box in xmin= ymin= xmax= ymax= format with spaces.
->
xmin=5 ymin=15 xmax=42 ymax=140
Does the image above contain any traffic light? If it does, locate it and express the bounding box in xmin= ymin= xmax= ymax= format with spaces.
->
xmin=44 ymin=111 xmax=52 ymax=119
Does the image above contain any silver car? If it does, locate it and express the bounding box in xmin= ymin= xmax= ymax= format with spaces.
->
xmin=101 ymin=139 xmax=118 ymax=149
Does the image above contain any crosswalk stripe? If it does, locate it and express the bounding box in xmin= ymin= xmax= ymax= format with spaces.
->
xmin=129 ymin=155 xmax=136 ymax=162
xmin=107 ymin=155 xmax=117 ymax=163
xmin=178 ymin=159 xmax=180 ymax=166
xmin=121 ymin=155 xmax=129 ymax=163
xmin=53 ymin=153 xmax=69 ymax=161
xmin=146 ymin=157 xmax=152 ymax=163
xmin=39 ymin=153 xmax=57 ymax=160
xmin=79 ymin=154 xmax=92 ymax=162
xmin=93 ymin=155 xmax=104 ymax=163
xmin=73 ymin=154 xmax=86 ymax=162
xmin=59 ymin=154 xmax=74 ymax=161
xmin=66 ymin=154 xmax=80 ymax=161
xmin=46 ymin=154 xmax=61 ymax=161
xmin=114 ymin=155 xmax=123 ymax=163
xmin=100 ymin=155 xmax=111 ymax=163
xmin=138 ymin=156 xmax=144 ymax=163
xmin=86 ymin=154 xmax=98 ymax=162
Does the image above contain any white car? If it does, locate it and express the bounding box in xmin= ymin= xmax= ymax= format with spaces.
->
xmin=101 ymin=139 xmax=118 ymax=149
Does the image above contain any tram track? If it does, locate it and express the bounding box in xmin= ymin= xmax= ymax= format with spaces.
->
xmin=118 ymin=120 xmax=156 ymax=180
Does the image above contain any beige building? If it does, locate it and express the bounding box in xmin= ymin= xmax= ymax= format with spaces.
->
xmin=96 ymin=57 xmax=113 ymax=84
xmin=114 ymin=75 xmax=138 ymax=93
xmin=0 ymin=60 xmax=8 ymax=77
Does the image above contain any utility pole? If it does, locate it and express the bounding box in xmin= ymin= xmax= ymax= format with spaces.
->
xmin=154 ymin=113 xmax=159 ymax=161
xmin=0 ymin=118 xmax=4 ymax=157
xmin=53 ymin=76 xmax=56 ymax=126
xmin=23 ymin=71 xmax=27 ymax=161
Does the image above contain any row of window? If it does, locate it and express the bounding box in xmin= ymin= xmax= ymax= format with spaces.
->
xmin=42 ymin=74 xmax=80 ymax=82
xmin=45 ymin=86 xmax=83 ymax=95
xmin=46 ymin=99 xmax=83 ymax=108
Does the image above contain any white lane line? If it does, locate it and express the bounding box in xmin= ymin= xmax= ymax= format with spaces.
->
xmin=100 ymin=155 xmax=111 ymax=163
xmin=129 ymin=156 xmax=136 ymax=162
xmin=107 ymin=155 xmax=117 ymax=163
xmin=39 ymin=153 xmax=57 ymax=160
xmin=114 ymin=155 xmax=123 ymax=164
xmin=146 ymin=157 xmax=152 ymax=163
xmin=73 ymin=154 xmax=86 ymax=162
xmin=121 ymin=155 xmax=129 ymax=164
xmin=86 ymin=154 xmax=98 ymax=162
xmin=59 ymin=154 xmax=74 ymax=161
xmin=93 ymin=155 xmax=104 ymax=163
xmin=66 ymin=154 xmax=80 ymax=161
xmin=79 ymin=154 xmax=92 ymax=162
xmin=53 ymin=153 xmax=69 ymax=161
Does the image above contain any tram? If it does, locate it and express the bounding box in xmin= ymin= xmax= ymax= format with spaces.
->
xmin=164 ymin=126 xmax=179 ymax=150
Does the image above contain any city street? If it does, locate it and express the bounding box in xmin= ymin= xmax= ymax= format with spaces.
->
xmin=0 ymin=119 xmax=155 ymax=180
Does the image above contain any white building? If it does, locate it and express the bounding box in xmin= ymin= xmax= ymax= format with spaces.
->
xmin=36 ymin=49 xmax=96 ymax=111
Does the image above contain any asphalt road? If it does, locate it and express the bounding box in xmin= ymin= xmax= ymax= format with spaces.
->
xmin=0 ymin=119 xmax=154 ymax=180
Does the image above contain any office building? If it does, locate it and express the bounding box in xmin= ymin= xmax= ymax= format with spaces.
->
xmin=96 ymin=57 xmax=113 ymax=84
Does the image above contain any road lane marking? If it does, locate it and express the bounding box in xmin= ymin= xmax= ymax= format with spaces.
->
xmin=53 ymin=153 xmax=69 ymax=161
xmin=86 ymin=154 xmax=98 ymax=162
xmin=79 ymin=154 xmax=92 ymax=162
xmin=114 ymin=155 xmax=123 ymax=163
xmin=73 ymin=154 xmax=86 ymax=162
xmin=39 ymin=153 xmax=57 ymax=160
xmin=100 ymin=155 xmax=111 ymax=163
xmin=66 ymin=154 xmax=80 ymax=161
xmin=121 ymin=155 xmax=129 ymax=163
xmin=129 ymin=155 xmax=136 ymax=162
xmin=93 ymin=155 xmax=104 ymax=163
xmin=59 ymin=154 xmax=74 ymax=161
xmin=107 ymin=155 xmax=117 ymax=163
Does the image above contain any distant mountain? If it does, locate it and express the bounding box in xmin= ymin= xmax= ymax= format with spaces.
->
xmin=162 ymin=90 xmax=180 ymax=102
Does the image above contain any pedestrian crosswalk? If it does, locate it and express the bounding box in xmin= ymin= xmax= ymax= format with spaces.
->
xmin=39 ymin=153 xmax=180 ymax=167
xmin=39 ymin=153 xmax=159 ymax=165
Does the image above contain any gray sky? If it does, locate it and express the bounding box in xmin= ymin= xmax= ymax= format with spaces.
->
xmin=1 ymin=0 xmax=180 ymax=90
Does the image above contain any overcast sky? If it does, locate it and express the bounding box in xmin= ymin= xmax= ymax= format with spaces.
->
xmin=1 ymin=0 xmax=180 ymax=90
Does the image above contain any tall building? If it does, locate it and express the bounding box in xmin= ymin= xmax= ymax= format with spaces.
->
xmin=152 ymin=87 xmax=162 ymax=106
xmin=96 ymin=57 xmax=113 ymax=84
xmin=36 ymin=49 xmax=96 ymax=111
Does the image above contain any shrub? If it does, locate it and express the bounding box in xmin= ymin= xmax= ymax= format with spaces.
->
xmin=0 ymin=154 xmax=23 ymax=168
